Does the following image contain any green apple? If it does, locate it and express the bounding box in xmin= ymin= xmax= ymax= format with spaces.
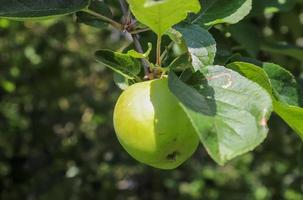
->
xmin=113 ymin=78 xmax=199 ymax=169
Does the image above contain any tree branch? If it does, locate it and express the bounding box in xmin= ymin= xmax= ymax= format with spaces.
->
xmin=119 ymin=0 xmax=150 ymax=78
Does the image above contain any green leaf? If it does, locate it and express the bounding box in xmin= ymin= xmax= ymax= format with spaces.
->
xmin=228 ymin=62 xmax=303 ymax=140
xmin=0 ymin=0 xmax=89 ymax=19
xmin=191 ymin=0 xmax=252 ymax=26
xmin=228 ymin=62 xmax=302 ymax=106
xmin=127 ymin=43 xmax=152 ymax=59
xmin=113 ymin=73 xmax=134 ymax=90
xmin=95 ymin=50 xmax=141 ymax=80
xmin=168 ymin=54 xmax=192 ymax=72
xmin=262 ymin=63 xmax=303 ymax=140
xmin=274 ymin=101 xmax=303 ymax=140
xmin=76 ymin=1 xmax=112 ymax=29
xmin=168 ymin=66 xmax=273 ymax=165
xmin=173 ymin=23 xmax=216 ymax=71
xmin=227 ymin=62 xmax=272 ymax=94
xmin=263 ymin=63 xmax=301 ymax=107
xmin=127 ymin=0 xmax=201 ymax=35
xmin=166 ymin=28 xmax=184 ymax=44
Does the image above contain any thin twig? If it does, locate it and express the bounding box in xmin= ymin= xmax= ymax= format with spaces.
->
xmin=129 ymin=28 xmax=150 ymax=35
xmin=160 ymin=41 xmax=174 ymax=63
xmin=119 ymin=0 xmax=150 ymax=78
xmin=119 ymin=0 xmax=128 ymax=15
xmin=83 ymin=9 xmax=122 ymax=30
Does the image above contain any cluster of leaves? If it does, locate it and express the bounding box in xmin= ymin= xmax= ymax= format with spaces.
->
xmin=0 ymin=0 xmax=303 ymax=166
xmin=0 ymin=0 xmax=303 ymax=199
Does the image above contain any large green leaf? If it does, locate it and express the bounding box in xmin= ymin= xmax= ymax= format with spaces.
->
xmin=0 ymin=0 xmax=89 ymax=19
xmin=168 ymin=66 xmax=273 ymax=165
xmin=228 ymin=62 xmax=303 ymax=140
xmin=95 ymin=50 xmax=141 ymax=80
xmin=173 ymin=23 xmax=216 ymax=71
xmin=127 ymin=0 xmax=201 ymax=35
xmin=191 ymin=0 xmax=252 ymax=26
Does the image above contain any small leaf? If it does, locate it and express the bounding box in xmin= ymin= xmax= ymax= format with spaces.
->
xmin=127 ymin=0 xmax=201 ymax=35
xmin=168 ymin=66 xmax=273 ymax=165
xmin=0 ymin=0 xmax=89 ymax=19
xmin=95 ymin=49 xmax=141 ymax=80
xmin=191 ymin=0 xmax=252 ymax=26
xmin=166 ymin=28 xmax=184 ymax=44
xmin=127 ymin=43 xmax=152 ymax=59
xmin=76 ymin=0 xmax=112 ymax=29
xmin=173 ymin=23 xmax=217 ymax=71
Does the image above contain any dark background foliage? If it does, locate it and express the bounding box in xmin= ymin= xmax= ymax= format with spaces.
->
xmin=0 ymin=1 xmax=303 ymax=199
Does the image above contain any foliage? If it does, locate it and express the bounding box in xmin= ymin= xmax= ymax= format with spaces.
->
xmin=0 ymin=0 xmax=303 ymax=199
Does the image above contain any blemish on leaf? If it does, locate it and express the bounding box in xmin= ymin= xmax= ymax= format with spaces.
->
xmin=207 ymin=72 xmax=233 ymax=88
xmin=260 ymin=108 xmax=268 ymax=127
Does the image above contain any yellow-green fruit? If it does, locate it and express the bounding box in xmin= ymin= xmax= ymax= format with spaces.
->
xmin=113 ymin=78 xmax=199 ymax=169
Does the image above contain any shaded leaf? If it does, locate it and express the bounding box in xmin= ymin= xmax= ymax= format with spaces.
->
xmin=113 ymin=73 xmax=134 ymax=90
xmin=168 ymin=54 xmax=192 ymax=72
xmin=174 ymin=23 xmax=216 ymax=71
xmin=95 ymin=50 xmax=141 ymax=80
xmin=263 ymin=63 xmax=301 ymax=107
xmin=227 ymin=23 xmax=260 ymax=57
xmin=0 ymin=0 xmax=89 ymax=19
xmin=168 ymin=66 xmax=273 ymax=165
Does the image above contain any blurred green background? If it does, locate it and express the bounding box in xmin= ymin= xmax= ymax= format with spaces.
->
xmin=0 ymin=1 xmax=303 ymax=199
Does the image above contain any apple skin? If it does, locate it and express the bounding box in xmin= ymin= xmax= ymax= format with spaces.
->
xmin=113 ymin=78 xmax=199 ymax=169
